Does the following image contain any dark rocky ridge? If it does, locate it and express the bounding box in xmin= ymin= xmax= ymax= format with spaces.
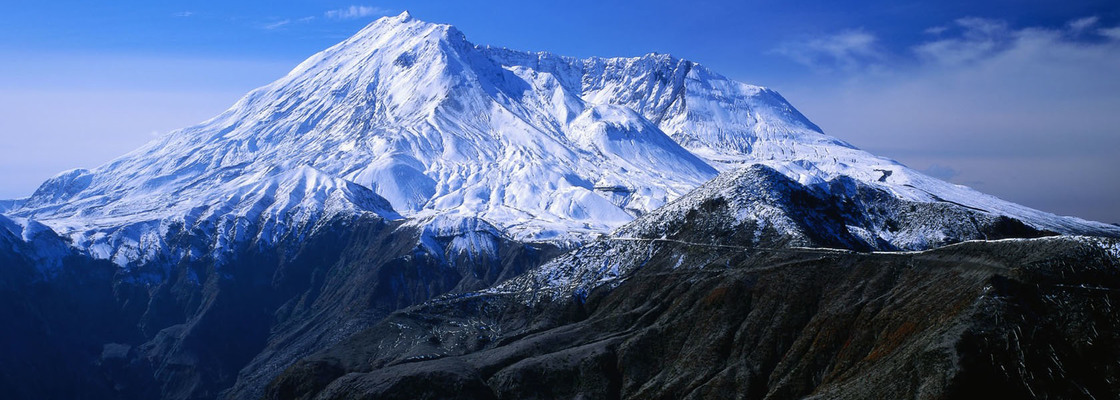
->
xmin=0 ymin=215 xmax=561 ymax=400
xmin=0 ymin=217 xmax=133 ymax=399
xmin=268 ymin=236 xmax=1120 ymax=399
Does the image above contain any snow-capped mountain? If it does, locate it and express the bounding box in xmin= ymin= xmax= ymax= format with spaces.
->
xmin=5 ymin=11 xmax=1117 ymax=266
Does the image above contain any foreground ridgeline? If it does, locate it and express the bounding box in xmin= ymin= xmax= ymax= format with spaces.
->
xmin=1 ymin=11 xmax=1119 ymax=400
xmin=269 ymin=236 xmax=1120 ymax=400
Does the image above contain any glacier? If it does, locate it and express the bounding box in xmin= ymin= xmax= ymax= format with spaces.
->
xmin=4 ymin=11 xmax=1118 ymax=266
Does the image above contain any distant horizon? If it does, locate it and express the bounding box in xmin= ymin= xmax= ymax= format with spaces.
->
xmin=2 ymin=1 xmax=1118 ymax=223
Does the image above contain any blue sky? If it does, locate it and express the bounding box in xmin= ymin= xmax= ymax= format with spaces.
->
xmin=2 ymin=1 xmax=1119 ymax=222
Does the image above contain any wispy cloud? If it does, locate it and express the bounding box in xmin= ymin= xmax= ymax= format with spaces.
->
xmin=325 ymin=5 xmax=391 ymax=20
xmin=173 ymin=11 xmax=194 ymax=18
xmin=773 ymin=29 xmax=882 ymax=70
xmin=924 ymin=26 xmax=948 ymax=36
xmin=256 ymin=16 xmax=317 ymax=30
xmin=262 ymin=19 xmax=291 ymax=30
xmin=1100 ymin=27 xmax=1120 ymax=41
xmin=914 ymin=17 xmax=1012 ymax=65
xmin=1067 ymin=16 xmax=1099 ymax=34
xmin=777 ymin=16 xmax=1120 ymax=221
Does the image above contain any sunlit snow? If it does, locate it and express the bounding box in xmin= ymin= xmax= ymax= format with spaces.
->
xmin=4 ymin=12 xmax=1117 ymax=267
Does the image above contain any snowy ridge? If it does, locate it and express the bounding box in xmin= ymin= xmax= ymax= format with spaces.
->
xmin=404 ymin=214 xmax=505 ymax=262
xmin=615 ymin=164 xmax=1063 ymax=250
xmin=15 ymin=164 xmax=397 ymax=267
xmin=5 ymin=11 xmax=1119 ymax=267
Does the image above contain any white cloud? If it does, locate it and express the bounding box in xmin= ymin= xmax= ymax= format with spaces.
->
xmin=258 ymin=16 xmax=319 ymax=30
xmin=325 ymin=5 xmax=390 ymax=20
xmin=773 ymin=30 xmax=881 ymax=70
xmin=775 ymin=16 xmax=1120 ymax=222
xmin=1068 ymin=16 xmax=1099 ymax=34
xmin=955 ymin=17 xmax=1009 ymax=37
xmin=263 ymin=19 xmax=291 ymax=30
xmin=769 ymin=18 xmax=1120 ymax=221
xmin=924 ymin=26 xmax=948 ymax=36
xmin=1101 ymin=27 xmax=1120 ymax=41
xmin=173 ymin=11 xmax=194 ymax=18
xmin=914 ymin=17 xmax=1011 ymax=65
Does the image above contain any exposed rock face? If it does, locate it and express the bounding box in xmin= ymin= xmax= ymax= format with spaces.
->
xmin=0 ymin=216 xmax=130 ymax=399
xmin=267 ymin=237 xmax=1120 ymax=400
xmin=0 ymin=215 xmax=561 ymax=400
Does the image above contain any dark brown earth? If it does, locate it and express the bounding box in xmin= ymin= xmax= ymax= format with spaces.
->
xmin=268 ymin=237 xmax=1120 ymax=400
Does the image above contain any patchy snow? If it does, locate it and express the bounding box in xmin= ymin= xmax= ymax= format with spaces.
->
xmin=1071 ymin=236 xmax=1120 ymax=259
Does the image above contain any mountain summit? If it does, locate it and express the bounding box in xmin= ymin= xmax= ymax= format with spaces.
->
xmin=6 ymin=12 xmax=1118 ymax=264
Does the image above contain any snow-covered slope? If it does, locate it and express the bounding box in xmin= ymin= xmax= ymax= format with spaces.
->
xmin=9 ymin=12 xmax=717 ymax=260
xmin=16 ymin=164 xmax=398 ymax=267
xmin=484 ymin=44 xmax=1119 ymax=237
xmin=5 ymin=12 xmax=1118 ymax=265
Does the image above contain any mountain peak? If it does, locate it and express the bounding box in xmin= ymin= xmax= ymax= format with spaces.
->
xmin=348 ymin=10 xmax=460 ymax=44
xmin=8 ymin=11 xmax=1118 ymax=264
